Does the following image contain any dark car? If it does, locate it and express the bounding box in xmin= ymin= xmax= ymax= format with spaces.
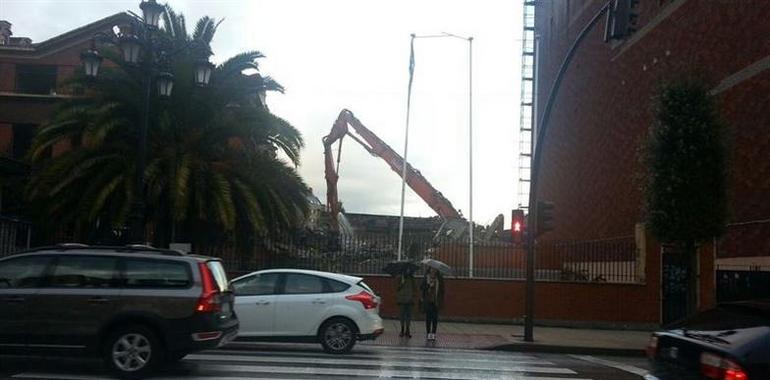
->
xmin=0 ymin=244 xmax=238 ymax=379
xmin=645 ymin=300 xmax=770 ymax=380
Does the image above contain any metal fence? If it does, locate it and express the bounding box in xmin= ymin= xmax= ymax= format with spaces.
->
xmin=204 ymin=232 xmax=642 ymax=284
xmin=0 ymin=216 xmax=31 ymax=257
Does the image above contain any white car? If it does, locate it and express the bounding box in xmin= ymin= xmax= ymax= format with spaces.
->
xmin=229 ymin=269 xmax=384 ymax=353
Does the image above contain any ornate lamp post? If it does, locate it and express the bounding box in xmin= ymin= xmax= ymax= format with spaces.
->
xmin=81 ymin=0 xmax=213 ymax=243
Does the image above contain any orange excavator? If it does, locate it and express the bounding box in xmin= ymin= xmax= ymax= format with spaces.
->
xmin=323 ymin=109 xmax=469 ymax=237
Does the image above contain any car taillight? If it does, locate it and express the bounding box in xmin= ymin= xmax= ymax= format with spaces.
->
xmin=700 ymin=352 xmax=749 ymax=380
xmin=345 ymin=291 xmax=378 ymax=310
xmin=195 ymin=262 xmax=221 ymax=313
xmin=646 ymin=336 xmax=658 ymax=359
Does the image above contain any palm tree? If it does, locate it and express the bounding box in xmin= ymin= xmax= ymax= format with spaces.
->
xmin=26 ymin=7 xmax=310 ymax=246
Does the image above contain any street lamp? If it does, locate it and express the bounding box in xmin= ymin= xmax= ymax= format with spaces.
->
xmin=156 ymin=71 xmax=174 ymax=97
xmin=139 ymin=0 xmax=164 ymax=28
xmin=194 ymin=59 xmax=214 ymax=86
xmin=118 ymin=34 xmax=142 ymax=64
xmin=80 ymin=46 xmax=103 ymax=78
xmin=80 ymin=0 xmax=214 ymax=243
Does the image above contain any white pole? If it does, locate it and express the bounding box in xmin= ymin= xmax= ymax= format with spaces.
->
xmin=468 ymin=37 xmax=474 ymax=278
xmin=398 ymin=34 xmax=417 ymax=262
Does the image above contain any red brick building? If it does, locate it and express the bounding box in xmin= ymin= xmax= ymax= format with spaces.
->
xmin=533 ymin=0 xmax=770 ymax=316
xmin=0 ymin=14 xmax=129 ymax=214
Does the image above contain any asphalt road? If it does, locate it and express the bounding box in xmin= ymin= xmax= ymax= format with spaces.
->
xmin=0 ymin=343 xmax=649 ymax=379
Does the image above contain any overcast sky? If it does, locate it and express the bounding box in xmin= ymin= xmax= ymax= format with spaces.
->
xmin=1 ymin=0 xmax=524 ymax=225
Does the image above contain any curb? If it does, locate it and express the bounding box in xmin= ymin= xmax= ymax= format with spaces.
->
xmin=485 ymin=343 xmax=646 ymax=357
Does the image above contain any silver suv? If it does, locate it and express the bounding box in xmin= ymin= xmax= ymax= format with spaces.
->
xmin=0 ymin=244 xmax=238 ymax=379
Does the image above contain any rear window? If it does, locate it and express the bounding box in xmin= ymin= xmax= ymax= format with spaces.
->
xmin=206 ymin=261 xmax=230 ymax=292
xmin=123 ymin=259 xmax=191 ymax=288
xmin=357 ymin=280 xmax=375 ymax=295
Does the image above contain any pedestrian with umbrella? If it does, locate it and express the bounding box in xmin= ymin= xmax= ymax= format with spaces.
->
xmin=395 ymin=265 xmax=417 ymax=338
xmin=420 ymin=259 xmax=449 ymax=341
xmin=382 ymin=260 xmax=419 ymax=338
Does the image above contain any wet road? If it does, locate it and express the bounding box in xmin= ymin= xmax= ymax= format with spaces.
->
xmin=0 ymin=343 xmax=647 ymax=379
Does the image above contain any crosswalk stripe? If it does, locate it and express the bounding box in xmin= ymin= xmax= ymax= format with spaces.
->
xmin=186 ymin=353 xmax=557 ymax=371
xmin=570 ymin=354 xmax=649 ymax=377
xmin=226 ymin=343 xmax=533 ymax=359
xmin=14 ymin=375 xmax=591 ymax=380
xmin=195 ymin=363 xmax=578 ymax=377
xmin=203 ymin=349 xmax=543 ymax=365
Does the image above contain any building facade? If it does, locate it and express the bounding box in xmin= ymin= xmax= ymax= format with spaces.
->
xmin=0 ymin=14 xmax=130 ymax=216
xmin=533 ymin=0 xmax=770 ymax=257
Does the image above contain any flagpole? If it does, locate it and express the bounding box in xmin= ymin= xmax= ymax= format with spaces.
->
xmin=397 ymin=34 xmax=417 ymax=262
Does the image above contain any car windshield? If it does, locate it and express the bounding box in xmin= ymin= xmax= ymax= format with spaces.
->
xmin=673 ymin=304 xmax=770 ymax=331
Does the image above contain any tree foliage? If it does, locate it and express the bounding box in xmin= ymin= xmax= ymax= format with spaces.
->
xmin=26 ymin=7 xmax=310 ymax=245
xmin=643 ymin=78 xmax=728 ymax=244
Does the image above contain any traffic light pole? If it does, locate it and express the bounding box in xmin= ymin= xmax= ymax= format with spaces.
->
xmin=523 ymin=2 xmax=611 ymax=343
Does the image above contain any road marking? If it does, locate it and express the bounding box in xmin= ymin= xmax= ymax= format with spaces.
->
xmin=202 ymin=349 xmax=543 ymax=364
xmin=13 ymin=375 xmax=590 ymax=380
xmin=187 ymin=352 xmax=556 ymax=371
xmin=570 ymin=354 xmax=649 ymax=377
xmin=199 ymin=363 xmax=578 ymax=377
xmin=154 ymin=377 xmax=591 ymax=380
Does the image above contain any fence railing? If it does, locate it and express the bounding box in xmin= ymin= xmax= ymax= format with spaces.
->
xmin=0 ymin=216 xmax=32 ymax=257
xmin=203 ymin=232 xmax=642 ymax=284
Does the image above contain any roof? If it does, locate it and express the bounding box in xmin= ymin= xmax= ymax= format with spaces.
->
xmin=7 ymin=244 xmax=218 ymax=262
xmin=234 ymin=268 xmax=363 ymax=284
xmin=0 ymin=12 xmax=132 ymax=59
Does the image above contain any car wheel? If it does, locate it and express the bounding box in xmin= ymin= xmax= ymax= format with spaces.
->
xmin=319 ymin=318 xmax=357 ymax=354
xmin=103 ymin=325 xmax=163 ymax=379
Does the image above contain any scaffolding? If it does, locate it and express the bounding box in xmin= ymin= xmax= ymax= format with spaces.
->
xmin=518 ymin=0 xmax=537 ymax=209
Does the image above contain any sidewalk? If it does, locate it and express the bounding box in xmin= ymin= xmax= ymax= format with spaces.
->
xmin=361 ymin=319 xmax=651 ymax=356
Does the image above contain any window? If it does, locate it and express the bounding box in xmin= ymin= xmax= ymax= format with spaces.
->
xmin=124 ymin=259 xmax=191 ymax=288
xmin=15 ymin=65 xmax=57 ymax=95
xmin=232 ymin=273 xmax=279 ymax=296
xmin=0 ymin=256 xmax=51 ymax=288
xmin=283 ymin=273 xmax=324 ymax=294
xmin=357 ymin=280 xmax=375 ymax=295
xmin=49 ymin=256 xmax=118 ymax=288
xmin=206 ymin=261 xmax=230 ymax=292
xmin=11 ymin=124 xmax=35 ymax=160
xmin=325 ymin=279 xmax=350 ymax=293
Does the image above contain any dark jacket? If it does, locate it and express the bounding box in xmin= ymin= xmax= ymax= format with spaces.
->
xmin=395 ymin=274 xmax=417 ymax=304
xmin=420 ymin=273 xmax=445 ymax=309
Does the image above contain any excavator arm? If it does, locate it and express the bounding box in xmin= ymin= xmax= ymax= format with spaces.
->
xmin=323 ymin=109 xmax=462 ymax=228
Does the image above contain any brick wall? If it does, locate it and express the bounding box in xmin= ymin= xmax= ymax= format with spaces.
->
xmin=533 ymin=1 xmax=770 ymax=257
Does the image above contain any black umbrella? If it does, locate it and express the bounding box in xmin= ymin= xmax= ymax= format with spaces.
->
xmin=382 ymin=260 xmax=419 ymax=277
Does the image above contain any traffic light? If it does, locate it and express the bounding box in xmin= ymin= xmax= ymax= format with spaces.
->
xmin=604 ymin=0 xmax=640 ymax=42
xmin=536 ymin=201 xmax=554 ymax=236
xmin=511 ymin=209 xmax=525 ymax=243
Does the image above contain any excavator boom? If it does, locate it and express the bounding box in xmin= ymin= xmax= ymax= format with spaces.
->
xmin=323 ymin=109 xmax=462 ymax=226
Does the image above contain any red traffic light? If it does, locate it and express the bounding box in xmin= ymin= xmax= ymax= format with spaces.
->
xmin=511 ymin=209 xmax=525 ymax=243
